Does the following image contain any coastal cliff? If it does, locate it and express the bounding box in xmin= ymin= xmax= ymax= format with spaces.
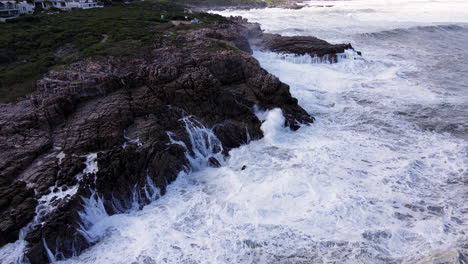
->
xmin=0 ymin=2 xmax=354 ymax=262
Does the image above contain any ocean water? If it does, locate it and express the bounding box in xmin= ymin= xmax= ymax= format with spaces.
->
xmin=2 ymin=0 xmax=468 ymax=263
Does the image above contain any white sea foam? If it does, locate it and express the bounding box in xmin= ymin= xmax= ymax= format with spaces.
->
xmin=255 ymin=50 xmax=356 ymax=65
xmin=82 ymin=153 xmax=98 ymax=175
xmin=0 ymin=240 xmax=28 ymax=264
xmin=177 ymin=116 xmax=224 ymax=170
xmin=58 ymin=98 xmax=466 ymax=263
xmin=78 ymin=191 xmax=110 ymax=244
xmin=260 ymin=108 xmax=286 ymax=144
xmin=212 ymin=0 xmax=468 ymax=42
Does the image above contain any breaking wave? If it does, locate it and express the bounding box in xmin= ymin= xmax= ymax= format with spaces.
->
xmin=359 ymin=24 xmax=468 ymax=39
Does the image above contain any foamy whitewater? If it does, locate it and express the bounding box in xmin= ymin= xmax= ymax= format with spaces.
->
xmin=2 ymin=0 xmax=468 ymax=263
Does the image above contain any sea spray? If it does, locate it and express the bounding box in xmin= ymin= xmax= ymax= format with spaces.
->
xmin=259 ymin=108 xmax=287 ymax=144
xmin=175 ymin=116 xmax=224 ymax=170
xmin=254 ymin=50 xmax=358 ymax=65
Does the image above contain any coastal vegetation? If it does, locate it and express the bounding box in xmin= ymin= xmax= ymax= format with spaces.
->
xmin=0 ymin=0 xmax=225 ymax=103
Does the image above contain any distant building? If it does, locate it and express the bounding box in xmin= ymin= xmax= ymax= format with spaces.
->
xmin=1 ymin=0 xmax=100 ymax=21
xmin=0 ymin=1 xmax=34 ymax=20
xmin=18 ymin=1 xmax=34 ymax=14
xmin=34 ymin=0 xmax=101 ymax=11
xmin=0 ymin=1 xmax=20 ymax=19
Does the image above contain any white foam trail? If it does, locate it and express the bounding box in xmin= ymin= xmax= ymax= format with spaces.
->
xmin=0 ymin=240 xmax=28 ymax=264
xmin=78 ymin=191 xmax=109 ymax=243
xmin=142 ymin=175 xmax=160 ymax=202
xmin=256 ymin=50 xmax=357 ymax=65
xmin=77 ymin=172 xmax=162 ymax=246
xmin=43 ymin=238 xmax=57 ymax=263
xmin=36 ymin=185 xmax=79 ymax=224
xmin=127 ymin=175 xmax=161 ymax=211
xmin=173 ymin=116 xmax=224 ymax=170
xmin=82 ymin=153 xmax=98 ymax=175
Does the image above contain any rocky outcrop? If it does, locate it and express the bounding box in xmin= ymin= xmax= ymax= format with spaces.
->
xmin=192 ymin=0 xmax=305 ymax=11
xmin=0 ymin=18 xmax=351 ymax=263
xmin=229 ymin=16 xmax=357 ymax=62
xmin=255 ymin=34 xmax=353 ymax=62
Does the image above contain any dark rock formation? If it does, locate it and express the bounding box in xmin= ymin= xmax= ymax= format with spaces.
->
xmin=229 ymin=16 xmax=357 ymax=62
xmin=0 ymin=18 xmax=350 ymax=263
xmin=0 ymin=181 xmax=37 ymax=246
xmin=192 ymin=0 xmax=306 ymax=11
xmin=256 ymin=34 xmax=353 ymax=61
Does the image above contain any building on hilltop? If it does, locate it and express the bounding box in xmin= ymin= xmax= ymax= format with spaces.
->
xmin=0 ymin=1 xmax=19 ymax=19
xmin=33 ymin=0 xmax=101 ymax=11
xmin=1 ymin=0 xmax=100 ymax=21
xmin=18 ymin=1 xmax=34 ymax=13
xmin=0 ymin=1 xmax=34 ymax=21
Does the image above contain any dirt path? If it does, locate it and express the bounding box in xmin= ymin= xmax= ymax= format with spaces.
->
xmin=100 ymin=34 xmax=109 ymax=44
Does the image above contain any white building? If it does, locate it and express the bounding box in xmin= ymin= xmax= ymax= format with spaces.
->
xmin=0 ymin=1 xmax=20 ymax=19
xmin=0 ymin=1 xmax=34 ymax=20
xmin=33 ymin=0 xmax=101 ymax=11
xmin=1 ymin=0 xmax=100 ymax=21
xmin=18 ymin=1 xmax=34 ymax=14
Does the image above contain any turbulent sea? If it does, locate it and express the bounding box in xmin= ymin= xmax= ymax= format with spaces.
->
xmin=3 ymin=0 xmax=468 ymax=263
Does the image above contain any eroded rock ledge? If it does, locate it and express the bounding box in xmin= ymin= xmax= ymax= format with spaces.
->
xmin=230 ymin=16 xmax=357 ymax=62
xmin=0 ymin=17 xmax=351 ymax=263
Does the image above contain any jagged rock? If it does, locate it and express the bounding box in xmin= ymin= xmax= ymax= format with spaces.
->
xmin=208 ymin=157 xmax=222 ymax=168
xmin=0 ymin=17 xmax=353 ymax=262
xmin=258 ymin=34 xmax=353 ymax=61
xmin=229 ymin=16 xmax=356 ymax=62
xmin=0 ymin=181 xmax=37 ymax=246
xmin=0 ymin=101 xmax=52 ymax=184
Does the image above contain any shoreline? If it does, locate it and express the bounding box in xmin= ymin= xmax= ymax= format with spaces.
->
xmin=0 ymin=2 xmax=353 ymax=262
xmin=189 ymin=0 xmax=308 ymax=12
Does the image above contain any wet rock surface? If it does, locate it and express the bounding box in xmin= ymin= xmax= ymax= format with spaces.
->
xmin=256 ymin=34 xmax=353 ymax=61
xmin=229 ymin=16 xmax=356 ymax=62
xmin=0 ymin=18 xmax=351 ymax=263
xmin=0 ymin=181 xmax=37 ymax=246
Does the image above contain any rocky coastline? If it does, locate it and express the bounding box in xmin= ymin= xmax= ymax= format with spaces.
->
xmin=190 ymin=0 xmax=305 ymax=12
xmin=187 ymin=0 xmax=307 ymax=11
xmin=0 ymin=10 xmax=355 ymax=263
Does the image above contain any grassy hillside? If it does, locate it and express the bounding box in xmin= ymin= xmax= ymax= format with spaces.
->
xmin=0 ymin=1 xmax=225 ymax=103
